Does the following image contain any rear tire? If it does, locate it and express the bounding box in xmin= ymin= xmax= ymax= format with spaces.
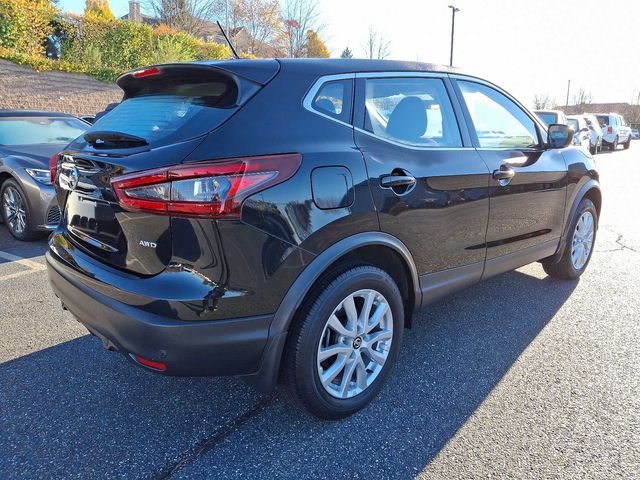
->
xmin=610 ymin=136 xmax=618 ymax=151
xmin=283 ymin=265 xmax=404 ymax=419
xmin=543 ymin=198 xmax=597 ymax=280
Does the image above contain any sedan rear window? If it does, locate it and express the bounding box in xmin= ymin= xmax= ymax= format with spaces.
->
xmin=0 ymin=117 xmax=87 ymax=145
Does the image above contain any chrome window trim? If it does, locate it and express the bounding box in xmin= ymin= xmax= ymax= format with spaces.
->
xmin=354 ymin=127 xmax=473 ymax=151
xmin=355 ymin=71 xmax=444 ymax=79
xmin=302 ymin=73 xmax=356 ymax=129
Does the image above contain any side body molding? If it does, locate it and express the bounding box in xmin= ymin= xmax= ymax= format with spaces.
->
xmin=244 ymin=231 xmax=421 ymax=393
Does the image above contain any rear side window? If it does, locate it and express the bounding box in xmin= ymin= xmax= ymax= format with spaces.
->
xmin=310 ymin=79 xmax=353 ymax=124
xmin=363 ymin=77 xmax=462 ymax=147
xmin=86 ymin=68 xmax=257 ymax=149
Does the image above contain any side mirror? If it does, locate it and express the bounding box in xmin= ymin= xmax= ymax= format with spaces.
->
xmin=548 ymin=124 xmax=574 ymax=149
xmin=580 ymin=127 xmax=590 ymax=133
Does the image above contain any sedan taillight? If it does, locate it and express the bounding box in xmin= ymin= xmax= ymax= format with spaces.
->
xmin=607 ymin=127 xmax=613 ymax=134
xmin=110 ymin=154 xmax=301 ymax=218
xmin=50 ymin=153 xmax=59 ymax=184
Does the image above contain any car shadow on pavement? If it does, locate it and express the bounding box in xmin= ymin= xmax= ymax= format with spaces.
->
xmin=0 ymin=226 xmax=49 ymax=260
xmin=0 ymin=267 xmax=578 ymax=479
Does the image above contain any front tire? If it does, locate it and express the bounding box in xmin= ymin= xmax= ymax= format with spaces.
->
xmin=623 ymin=136 xmax=631 ymax=149
xmin=283 ymin=265 xmax=404 ymax=419
xmin=543 ymin=198 xmax=597 ymax=280
xmin=1 ymin=179 xmax=39 ymax=241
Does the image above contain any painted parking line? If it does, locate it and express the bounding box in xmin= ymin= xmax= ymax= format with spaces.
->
xmin=0 ymin=249 xmax=46 ymax=282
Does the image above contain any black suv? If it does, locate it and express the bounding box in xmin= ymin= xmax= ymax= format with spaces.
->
xmin=47 ymin=59 xmax=600 ymax=418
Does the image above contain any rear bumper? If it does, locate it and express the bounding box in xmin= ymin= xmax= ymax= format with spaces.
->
xmin=46 ymin=251 xmax=272 ymax=376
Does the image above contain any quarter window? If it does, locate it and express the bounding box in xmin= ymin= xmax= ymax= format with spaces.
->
xmin=458 ymin=81 xmax=539 ymax=149
xmin=311 ymin=79 xmax=353 ymax=124
xmin=363 ymin=77 xmax=462 ymax=147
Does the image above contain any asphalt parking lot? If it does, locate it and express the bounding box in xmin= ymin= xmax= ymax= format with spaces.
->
xmin=1 ymin=144 xmax=639 ymax=479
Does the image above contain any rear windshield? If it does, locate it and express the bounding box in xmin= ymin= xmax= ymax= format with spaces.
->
xmin=567 ymin=118 xmax=579 ymax=131
xmin=536 ymin=112 xmax=557 ymax=126
xmin=0 ymin=116 xmax=87 ymax=145
xmin=86 ymin=69 xmax=253 ymax=149
xmin=596 ymin=115 xmax=609 ymax=127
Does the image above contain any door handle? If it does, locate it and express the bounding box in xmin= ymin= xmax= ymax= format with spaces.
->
xmin=380 ymin=175 xmax=417 ymax=188
xmin=492 ymin=166 xmax=515 ymax=186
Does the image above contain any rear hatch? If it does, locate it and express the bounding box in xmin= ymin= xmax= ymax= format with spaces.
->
xmin=54 ymin=61 xmax=279 ymax=276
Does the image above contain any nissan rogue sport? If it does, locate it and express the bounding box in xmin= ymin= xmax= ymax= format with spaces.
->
xmin=47 ymin=59 xmax=601 ymax=419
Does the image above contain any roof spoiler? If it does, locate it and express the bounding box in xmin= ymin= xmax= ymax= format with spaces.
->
xmin=116 ymin=60 xmax=280 ymax=92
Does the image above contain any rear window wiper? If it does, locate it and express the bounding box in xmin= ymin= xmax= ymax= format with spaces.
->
xmin=84 ymin=131 xmax=149 ymax=149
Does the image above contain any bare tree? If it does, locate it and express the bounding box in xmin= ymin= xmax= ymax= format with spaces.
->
xmin=281 ymin=0 xmax=321 ymax=58
xmin=363 ymin=26 xmax=390 ymax=59
xmin=533 ymin=93 xmax=554 ymax=110
xmin=142 ymin=0 xmax=225 ymax=36
xmin=228 ymin=0 xmax=282 ymax=56
xmin=572 ymin=86 xmax=593 ymax=106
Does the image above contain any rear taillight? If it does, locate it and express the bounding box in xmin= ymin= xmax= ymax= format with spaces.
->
xmin=111 ymin=154 xmax=301 ymax=218
xmin=50 ymin=153 xmax=59 ymax=184
xmin=608 ymin=126 xmax=613 ymax=134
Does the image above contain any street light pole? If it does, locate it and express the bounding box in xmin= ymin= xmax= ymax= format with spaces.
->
xmin=448 ymin=5 xmax=460 ymax=67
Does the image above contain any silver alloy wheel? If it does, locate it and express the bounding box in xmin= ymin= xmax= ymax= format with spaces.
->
xmin=3 ymin=186 xmax=27 ymax=235
xmin=571 ymin=211 xmax=594 ymax=270
xmin=316 ymin=289 xmax=393 ymax=399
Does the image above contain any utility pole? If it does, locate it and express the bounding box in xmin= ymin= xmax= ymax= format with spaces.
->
xmin=565 ymin=79 xmax=571 ymax=107
xmin=448 ymin=5 xmax=460 ymax=67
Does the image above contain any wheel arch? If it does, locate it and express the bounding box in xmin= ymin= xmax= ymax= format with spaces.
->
xmin=543 ymin=178 xmax=601 ymax=265
xmin=244 ymin=232 xmax=421 ymax=393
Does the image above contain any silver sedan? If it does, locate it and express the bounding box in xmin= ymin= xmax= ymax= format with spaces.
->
xmin=0 ymin=111 xmax=88 ymax=240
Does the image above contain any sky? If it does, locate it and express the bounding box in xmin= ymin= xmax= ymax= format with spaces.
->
xmin=58 ymin=0 xmax=640 ymax=107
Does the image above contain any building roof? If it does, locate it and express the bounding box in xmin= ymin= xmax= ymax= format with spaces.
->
xmin=559 ymin=102 xmax=640 ymax=122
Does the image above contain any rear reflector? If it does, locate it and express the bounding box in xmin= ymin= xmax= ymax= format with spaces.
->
xmin=111 ymin=154 xmax=301 ymax=218
xmin=133 ymin=355 xmax=167 ymax=371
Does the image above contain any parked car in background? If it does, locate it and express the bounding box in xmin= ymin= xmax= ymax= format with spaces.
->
xmin=631 ymin=128 xmax=639 ymax=139
xmin=582 ymin=114 xmax=603 ymax=154
xmin=534 ymin=109 xmax=568 ymax=126
xmin=593 ymin=113 xmax=632 ymax=150
xmin=0 ymin=111 xmax=89 ymax=240
xmin=566 ymin=115 xmax=590 ymax=150
xmin=47 ymin=59 xmax=601 ymax=419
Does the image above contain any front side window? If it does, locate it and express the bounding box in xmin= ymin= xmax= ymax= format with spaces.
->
xmin=458 ymin=81 xmax=539 ymax=149
xmin=311 ymin=79 xmax=353 ymax=124
xmin=363 ymin=77 xmax=462 ymax=147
